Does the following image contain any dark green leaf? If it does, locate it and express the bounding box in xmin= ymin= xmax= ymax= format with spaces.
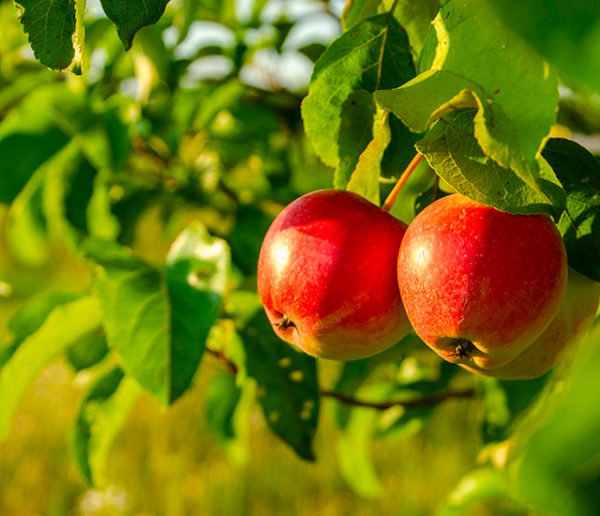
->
xmin=301 ymin=14 xmax=415 ymax=179
xmin=66 ymin=331 xmax=109 ymax=372
xmin=416 ymin=111 xmax=565 ymax=215
xmin=0 ymin=130 xmax=68 ymax=204
xmin=71 ymin=367 xmax=141 ymax=485
xmin=15 ymin=0 xmax=80 ymax=71
xmin=228 ymin=205 xmax=274 ymax=275
xmin=542 ymin=138 xmax=600 ymax=281
xmin=239 ymin=311 xmax=319 ymax=461
xmin=100 ymin=0 xmax=170 ymax=50
xmin=346 ymin=109 xmax=391 ymax=204
xmin=334 ymin=90 xmax=377 ymax=189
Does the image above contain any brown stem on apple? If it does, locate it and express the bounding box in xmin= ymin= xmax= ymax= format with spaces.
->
xmin=381 ymin=152 xmax=424 ymax=212
xmin=320 ymin=387 xmax=476 ymax=410
xmin=205 ymin=345 xmax=476 ymax=410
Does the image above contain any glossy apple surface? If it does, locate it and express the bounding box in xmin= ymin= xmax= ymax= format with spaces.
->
xmin=461 ymin=268 xmax=600 ymax=379
xmin=257 ymin=189 xmax=410 ymax=360
xmin=397 ymin=193 xmax=568 ymax=370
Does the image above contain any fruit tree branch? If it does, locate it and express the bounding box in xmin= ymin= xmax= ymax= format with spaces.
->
xmin=205 ymin=346 xmax=476 ymax=410
xmin=320 ymin=387 xmax=476 ymax=410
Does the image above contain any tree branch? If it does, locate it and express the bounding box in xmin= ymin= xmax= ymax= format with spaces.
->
xmin=320 ymin=387 xmax=476 ymax=410
xmin=205 ymin=346 xmax=476 ymax=410
xmin=205 ymin=347 xmax=239 ymax=375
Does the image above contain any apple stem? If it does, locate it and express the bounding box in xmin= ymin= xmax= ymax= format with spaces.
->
xmin=381 ymin=152 xmax=424 ymax=212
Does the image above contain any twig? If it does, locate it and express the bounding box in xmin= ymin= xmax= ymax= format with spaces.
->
xmin=205 ymin=347 xmax=239 ymax=375
xmin=205 ymin=346 xmax=476 ymax=410
xmin=382 ymin=152 xmax=424 ymax=212
xmin=321 ymin=387 xmax=476 ymax=410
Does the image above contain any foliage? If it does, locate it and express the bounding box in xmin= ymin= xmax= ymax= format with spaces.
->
xmin=2 ymin=0 xmax=600 ymax=513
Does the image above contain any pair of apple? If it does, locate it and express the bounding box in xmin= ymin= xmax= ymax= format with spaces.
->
xmin=257 ymin=189 xmax=600 ymax=379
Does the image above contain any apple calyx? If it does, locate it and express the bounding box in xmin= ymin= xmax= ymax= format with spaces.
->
xmin=277 ymin=313 xmax=296 ymax=331
xmin=449 ymin=339 xmax=476 ymax=360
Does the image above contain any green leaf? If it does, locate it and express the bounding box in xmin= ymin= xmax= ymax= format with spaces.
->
xmin=88 ymin=223 xmax=229 ymax=405
xmin=346 ymin=109 xmax=391 ymax=204
xmin=0 ymin=83 xmax=88 ymax=205
xmin=66 ymin=331 xmax=109 ymax=372
xmin=228 ymin=205 xmax=274 ymax=276
xmin=42 ymin=140 xmax=98 ymax=244
xmin=301 ymin=14 xmax=415 ymax=178
xmin=100 ymin=0 xmax=170 ymax=50
xmin=239 ymin=311 xmax=319 ymax=461
xmin=334 ymin=90 xmax=377 ymax=189
xmin=386 ymin=0 xmax=439 ymax=57
xmin=340 ymin=0 xmax=380 ymax=30
xmin=71 ymin=367 xmax=141 ymax=486
xmin=7 ymin=167 xmax=49 ymax=266
xmin=542 ymin=138 xmax=600 ymax=281
xmin=375 ymin=0 xmax=558 ymax=189
xmin=204 ymin=371 xmax=241 ymax=442
xmin=0 ymin=290 xmax=79 ymax=368
xmin=0 ymin=130 xmax=69 ymax=204
xmin=0 ymin=297 xmax=102 ymax=441
xmin=342 ymin=1 xmax=440 ymax=57
xmin=486 ymin=0 xmax=600 ymax=94
xmin=15 ymin=0 xmax=82 ymax=72
xmin=439 ymin=468 xmax=512 ymax=516
xmin=416 ymin=111 xmax=565 ymax=215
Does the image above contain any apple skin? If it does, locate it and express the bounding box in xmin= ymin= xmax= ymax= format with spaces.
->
xmin=397 ymin=193 xmax=568 ymax=370
xmin=461 ymin=268 xmax=600 ymax=379
xmin=257 ymin=189 xmax=411 ymax=360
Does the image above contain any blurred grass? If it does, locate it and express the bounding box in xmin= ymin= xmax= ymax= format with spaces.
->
xmin=0 ymin=352 xmax=484 ymax=516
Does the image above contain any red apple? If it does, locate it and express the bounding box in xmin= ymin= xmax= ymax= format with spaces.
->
xmin=397 ymin=193 xmax=568 ymax=370
xmin=461 ymin=268 xmax=600 ymax=379
xmin=257 ymin=189 xmax=411 ymax=360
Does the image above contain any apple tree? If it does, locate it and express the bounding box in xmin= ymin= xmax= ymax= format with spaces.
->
xmin=2 ymin=0 xmax=600 ymax=513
